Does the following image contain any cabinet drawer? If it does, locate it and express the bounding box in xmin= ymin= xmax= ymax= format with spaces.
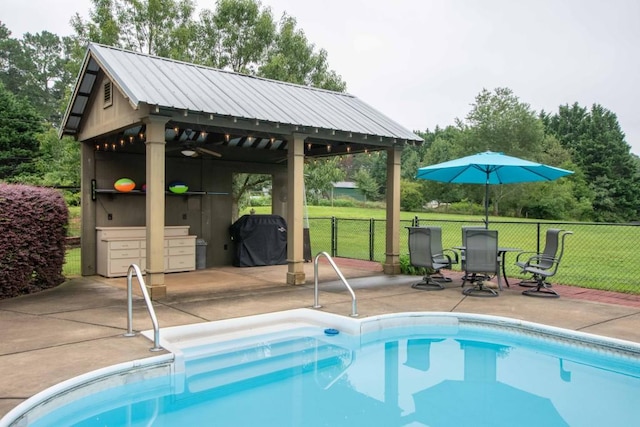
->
xmin=109 ymin=258 xmax=140 ymax=275
xmin=168 ymin=246 xmax=195 ymax=256
xmin=168 ymin=238 xmax=195 ymax=248
xmin=109 ymin=241 xmax=139 ymax=250
xmin=167 ymin=255 xmax=195 ymax=271
xmin=111 ymin=249 xmax=140 ymax=259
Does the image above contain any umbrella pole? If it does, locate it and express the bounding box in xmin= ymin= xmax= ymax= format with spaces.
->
xmin=484 ymin=178 xmax=489 ymax=228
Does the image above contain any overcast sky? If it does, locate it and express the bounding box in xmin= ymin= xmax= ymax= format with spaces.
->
xmin=4 ymin=0 xmax=640 ymax=154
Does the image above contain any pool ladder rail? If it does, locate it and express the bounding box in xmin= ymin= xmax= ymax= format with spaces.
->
xmin=313 ymin=252 xmax=358 ymax=317
xmin=124 ymin=264 xmax=163 ymax=351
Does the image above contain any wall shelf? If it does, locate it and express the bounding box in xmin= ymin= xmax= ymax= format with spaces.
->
xmin=91 ymin=179 xmax=227 ymax=200
xmin=91 ymin=186 xmax=227 ymax=200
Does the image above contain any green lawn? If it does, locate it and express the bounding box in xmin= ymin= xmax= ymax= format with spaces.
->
xmin=242 ymin=205 xmax=640 ymax=295
xmin=63 ymin=247 xmax=81 ymax=277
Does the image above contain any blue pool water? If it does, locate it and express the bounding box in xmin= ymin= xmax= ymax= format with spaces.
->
xmin=4 ymin=311 xmax=640 ymax=426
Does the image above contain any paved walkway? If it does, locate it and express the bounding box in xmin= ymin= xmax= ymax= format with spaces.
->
xmin=1 ymin=259 xmax=640 ymax=418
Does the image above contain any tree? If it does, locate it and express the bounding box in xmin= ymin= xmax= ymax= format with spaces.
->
xmin=19 ymin=31 xmax=71 ymax=125
xmin=464 ymin=87 xmax=546 ymax=158
xmin=0 ymin=82 xmax=43 ymax=181
xmin=0 ymin=23 xmax=24 ymax=97
xmin=544 ymin=103 xmax=640 ymax=222
xmin=400 ymin=180 xmax=425 ymax=211
xmin=353 ymin=168 xmax=379 ymax=201
xmin=200 ymin=0 xmax=275 ymax=73
xmin=231 ymin=173 xmax=271 ymax=221
xmin=305 ymin=158 xmax=345 ymax=204
xmin=259 ymin=14 xmax=346 ymax=91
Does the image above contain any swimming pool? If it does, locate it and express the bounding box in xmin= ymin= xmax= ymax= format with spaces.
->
xmin=2 ymin=310 xmax=639 ymax=426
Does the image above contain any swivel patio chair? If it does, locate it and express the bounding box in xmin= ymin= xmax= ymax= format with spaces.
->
xmin=461 ymin=229 xmax=500 ymax=297
xmin=515 ymin=229 xmax=563 ymax=287
xmin=461 ymin=226 xmax=486 ymax=280
xmin=518 ymin=230 xmax=573 ymax=298
xmin=407 ymin=226 xmax=459 ymax=290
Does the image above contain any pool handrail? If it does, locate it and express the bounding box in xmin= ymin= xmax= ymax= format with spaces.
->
xmin=125 ymin=264 xmax=162 ymax=351
xmin=313 ymin=251 xmax=358 ymax=317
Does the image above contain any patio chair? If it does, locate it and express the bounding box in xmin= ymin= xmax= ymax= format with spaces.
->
xmin=461 ymin=226 xmax=485 ymax=279
xmin=518 ymin=230 xmax=573 ymax=298
xmin=407 ymin=226 xmax=459 ymax=290
xmin=515 ymin=228 xmax=564 ymax=287
xmin=461 ymin=229 xmax=499 ymax=297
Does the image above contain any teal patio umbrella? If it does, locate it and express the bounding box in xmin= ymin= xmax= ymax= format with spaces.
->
xmin=416 ymin=151 xmax=573 ymax=227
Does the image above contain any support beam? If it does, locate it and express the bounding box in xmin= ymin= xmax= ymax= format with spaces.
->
xmin=80 ymin=142 xmax=96 ymax=276
xmin=286 ymin=133 xmax=306 ymax=285
xmin=384 ymin=145 xmax=402 ymax=274
xmin=144 ymin=116 xmax=169 ymax=299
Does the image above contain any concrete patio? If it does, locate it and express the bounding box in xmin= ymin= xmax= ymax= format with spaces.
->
xmin=1 ymin=258 xmax=639 ymax=418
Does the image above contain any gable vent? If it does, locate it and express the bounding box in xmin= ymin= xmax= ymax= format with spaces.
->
xmin=103 ymin=81 xmax=113 ymax=108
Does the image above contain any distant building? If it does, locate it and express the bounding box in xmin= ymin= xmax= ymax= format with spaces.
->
xmin=332 ymin=181 xmax=366 ymax=201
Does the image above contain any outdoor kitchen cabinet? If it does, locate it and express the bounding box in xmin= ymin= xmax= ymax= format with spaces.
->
xmin=96 ymin=226 xmax=196 ymax=277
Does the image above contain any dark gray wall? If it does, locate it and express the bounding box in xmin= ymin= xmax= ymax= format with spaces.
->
xmin=91 ymin=151 xmax=286 ymax=268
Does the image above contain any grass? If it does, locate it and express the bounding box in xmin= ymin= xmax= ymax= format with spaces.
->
xmin=68 ymin=206 xmax=82 ymax=237
xmin=63 ymin=247 xmax=81 ymax=277
xmin=242 ymin=205 xmax=640 ymax=295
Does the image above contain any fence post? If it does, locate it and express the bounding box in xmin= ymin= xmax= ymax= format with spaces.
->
xmin=369 ymin=218 xmax=375 ymax=261
xmin=536 ymin=222 xmax=541 ymax=253
xmin=413 ymin=215 xmax=419 ymax=227
xmin=331 ymin=216 xmax=337 ymax=257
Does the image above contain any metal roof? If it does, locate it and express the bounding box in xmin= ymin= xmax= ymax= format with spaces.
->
xmin=61 ymin=43 xmax=422 ymax=143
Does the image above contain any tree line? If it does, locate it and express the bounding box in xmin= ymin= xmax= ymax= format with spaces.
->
xmin=1 ymin=0 xmax=639 ymax=222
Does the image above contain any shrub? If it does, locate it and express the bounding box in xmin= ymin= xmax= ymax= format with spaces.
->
xmin=399 ymin=254 xmax=432 ymax=276
xmin=0 ymin=184 xmax=68 ymax=299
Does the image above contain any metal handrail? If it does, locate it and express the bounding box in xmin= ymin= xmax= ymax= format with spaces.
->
xmin=124 ymin=264 xmax=162 ymax=351
xmin=313 ymin=251 xmax=358 ymax=317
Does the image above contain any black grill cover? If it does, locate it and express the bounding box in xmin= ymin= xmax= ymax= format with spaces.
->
xmin=229 ymin=214 xmax=287 ymax=267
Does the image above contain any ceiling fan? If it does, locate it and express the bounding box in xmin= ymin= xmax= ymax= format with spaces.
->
xmin=177 ymin=144 xmax=222 ymax=158
xmin=166 ymin=128 xmax=223 ymax=158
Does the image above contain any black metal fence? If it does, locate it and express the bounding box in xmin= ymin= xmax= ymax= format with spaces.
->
xmin=64 ymin=217 xmax=640 ymax=294
xmin=308 ymin=216 xmax=640 ymax=295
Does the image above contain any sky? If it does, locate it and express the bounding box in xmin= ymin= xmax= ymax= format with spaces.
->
xmin=4 ymin=0 xmax=640 ymax=154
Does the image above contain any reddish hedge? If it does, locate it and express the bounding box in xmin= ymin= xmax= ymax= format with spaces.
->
xmin=0 ymin=184 xmax=68 ymax=299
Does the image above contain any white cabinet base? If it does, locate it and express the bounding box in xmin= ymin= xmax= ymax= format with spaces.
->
xmin=96 ymin=226 xmax=196 ymax=277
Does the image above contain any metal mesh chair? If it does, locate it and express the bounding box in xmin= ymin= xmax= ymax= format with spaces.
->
xmin=407 ymin=226 xmax=459 ymax=290
xmin=515 ymin=229 xmax=563 ymax=287
xmin=518 ymin=230 xmax=573 ymax=298
xmin=462 ymin=229 xmax=500 ymax=297
xmin=461 ymin=226 xmax=485 ymax=278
